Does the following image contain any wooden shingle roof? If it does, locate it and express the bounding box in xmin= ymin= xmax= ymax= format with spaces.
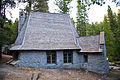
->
xmin=10 ymin=12 xmax=80 ymax=50
xmin=79 ymin=35 xmax=102 ymax=52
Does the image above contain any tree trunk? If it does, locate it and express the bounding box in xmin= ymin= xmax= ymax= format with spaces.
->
xmin=3 ymin=5 xmax=6 ymax=19
xmin=0 ymin=0 xmax=3 ymax=59
xmin=63 ymin=0 xmax=66 ymax=14
xmin=0 ymin=0 xmax=2 ymax=18
xmin=28 ymin=0 xmax=32 ymax=12
xmin=0 ymin=45 xmax=2 ymax=59
xmin=0 ymin=0 xmax=4 ymax=28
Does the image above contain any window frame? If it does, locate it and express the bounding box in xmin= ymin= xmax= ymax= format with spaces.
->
xmin=46 ymin=51 xmax=56 ymax=64
xmin=63 ymin=51 xmax=73 ymax=64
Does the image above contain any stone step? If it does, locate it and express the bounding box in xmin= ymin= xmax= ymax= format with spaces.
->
xmin=6 ymin=59 xmax=13 ymax=64
xmin=9 ymin=60 xmax=19 ymax=65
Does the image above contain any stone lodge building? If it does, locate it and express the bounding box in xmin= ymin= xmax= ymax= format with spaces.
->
xmin=10 ymin=12 xmax=109 ymax=74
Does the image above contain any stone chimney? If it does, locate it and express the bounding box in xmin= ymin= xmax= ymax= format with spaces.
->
xmin=100 ymin=32 xmax=104 ymax=45
xmin=18 ymin=10 xmax=25 ymax=34
xmin=99 ymin=31 xmax=105 ymax=52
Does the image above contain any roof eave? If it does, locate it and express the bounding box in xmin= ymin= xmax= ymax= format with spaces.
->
xmin=10 ymin=48 xmax=81 ymax=51
xmin=78 ymin=51 xmax=102 ymax=53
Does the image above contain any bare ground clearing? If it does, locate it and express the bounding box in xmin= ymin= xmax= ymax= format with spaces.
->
xmin=0 ymin=54 xmax=120 ymax=80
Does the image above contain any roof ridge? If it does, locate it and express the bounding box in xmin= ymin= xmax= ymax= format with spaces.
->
xmin=30 ymin=11 xmax=69 ymax=16
xmin=79 ymin=35 xmax=100 ymax=38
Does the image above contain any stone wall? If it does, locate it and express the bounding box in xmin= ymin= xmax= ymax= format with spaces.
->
xmin=81 ymin=54 xmax=106 ymax=74
xmin=81 ymin=44 xmax=109 ymax=74
xmin=15 ymin=50 xmax=108 ymax=74
xmin=15 ymin=51 xmax=83 ymax=69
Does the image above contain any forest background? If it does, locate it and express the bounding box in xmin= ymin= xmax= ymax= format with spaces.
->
xmin=0 ymin=0 xmax=120 ymax=61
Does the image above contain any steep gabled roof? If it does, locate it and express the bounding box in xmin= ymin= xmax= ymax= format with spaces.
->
xmin=10 ymin=12 xmax=80 ymax=50
xmin=79 ymin=35 xmax=102 ymax=52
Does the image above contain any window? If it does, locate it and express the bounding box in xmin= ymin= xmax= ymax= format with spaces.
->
xmin=47 ymin=51 xmax=56 ymax=64
xmin=63 ymin=51 xmax=73 ymax=63
xmin=84 ymin=54 xmax=88 ymax=63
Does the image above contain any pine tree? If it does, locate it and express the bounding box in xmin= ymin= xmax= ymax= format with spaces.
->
xmin=107 ymin=5 xmax=118 ymax=34
xmin=20 ymin=0 xmax=48 ymax=14
xmin=0 ymin=0 xmax=15 ymax=59
xmin=33 ymin=0 xmax=48 ymax=12
xmin=55 ymin=0 xmax=72 ymax=14
xmin=76 ymin=0 xmax=88 ymax=36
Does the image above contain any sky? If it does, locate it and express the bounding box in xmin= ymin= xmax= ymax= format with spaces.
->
xmin=6 ymin=0 xmax=120 ymax=23
xmin=87 ymin=1 xmax=120 ymax=23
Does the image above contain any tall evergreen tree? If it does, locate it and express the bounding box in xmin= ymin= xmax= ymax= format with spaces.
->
xmin=76 ymin=0 xmax=88 ymax=36
xmin=33 ymin=0 xmax=48 ymax=12
xmin=107 ymin=5 xmax=120 ymax=60
xmin=107 ymin=5 xmax=118 ymax=34
xmin=115 ymin=9 xmax=120 ymax=60
xmin=19 ymin=0 xmax=48 ymax=14
xmin=55 ymin=0 xmax=72 ymax=14
xmin=0 ymin=0 xmax=15 ymax=59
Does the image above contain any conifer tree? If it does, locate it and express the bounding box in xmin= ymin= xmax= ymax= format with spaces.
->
xmin=19 ymin=0 xmax=48 ymax=14
xmin=0 ymin=0 xmax=15 ymax=59
xmin=55 ymin=0 xmax=72 ymax=14
xmin=76 ymin=0 xmax=88 ymax=36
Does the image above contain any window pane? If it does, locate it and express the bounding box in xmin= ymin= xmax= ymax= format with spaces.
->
xmin=47 ymin=56 xmax=51 ymax=64
xmin=68 ymin=53 xmax=72 ymax=57
xmin=52 ymin=54 xmax=56 ymax=63
xmin=64 ymin=54 xmax=67 ymax=63
xmin=53 ymin=55 xmax=56 ymax=58
xmin=47 ymin=60 xmax=51 ymax=64
xmin=68 ymin=56 xmax=71 ymax=58
xmin=64 ymin=54 xmax=67 ymax=57
xmin=68 ymin=59 xmax=71 ymax=63
xmin=52 ymin=55 xmax=56 ymax=59
xmin=64 ymin=56 xmax=67 ymax=59
xmin=64 ymin=59 xmax=67 ymax=63
xmin=68 ymin=56 xmax=71 ymax=60
xmin=52 ymin=60 xmax=55 ymax=63
xmin=47 ymin=55 xmax=51 ymax=62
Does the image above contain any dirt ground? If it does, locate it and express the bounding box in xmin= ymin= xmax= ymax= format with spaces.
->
xmin=0 ymin=54 xmax=120 ymax=80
